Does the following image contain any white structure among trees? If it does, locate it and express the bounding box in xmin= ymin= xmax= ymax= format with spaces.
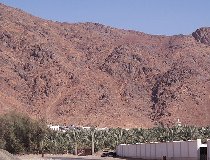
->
xmin=47 ymin=125 xmax=60 ymax=131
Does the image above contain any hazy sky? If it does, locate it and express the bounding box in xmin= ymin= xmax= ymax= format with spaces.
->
xmin=0 ymin=0 xmax=210 ymax=35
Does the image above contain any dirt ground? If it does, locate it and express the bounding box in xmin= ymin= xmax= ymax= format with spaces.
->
xmin=15 ymin=154 xmax=141 ymax=160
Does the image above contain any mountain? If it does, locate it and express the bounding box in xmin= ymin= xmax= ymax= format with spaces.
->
xmin=1 ymin=3 xmax=210 ymax=128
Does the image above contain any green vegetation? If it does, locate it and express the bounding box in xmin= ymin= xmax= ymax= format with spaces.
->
xmin=0 ymin=112 xmax=48 ymax=154
xmin=1 ymin=113 xmax=210 ymax=154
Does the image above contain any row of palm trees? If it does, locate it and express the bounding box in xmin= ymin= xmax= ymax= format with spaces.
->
xmin=1 ymin=113 xmax=210 ymax=154
xmin=41 ymin=125 xmax=210 ymax=154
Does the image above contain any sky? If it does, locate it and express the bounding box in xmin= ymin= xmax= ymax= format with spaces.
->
xmin=0 ymin=0 xmax=210 ymax=35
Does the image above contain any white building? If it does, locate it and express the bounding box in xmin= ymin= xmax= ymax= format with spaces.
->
xmin=47 ymin=125 xmax=60 ymax=131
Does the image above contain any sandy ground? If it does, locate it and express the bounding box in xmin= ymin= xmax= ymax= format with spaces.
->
xmin=18 ymin=155 xmax=118 ymax=160
xmin=15 ymin=154 xmax=138 ymax=160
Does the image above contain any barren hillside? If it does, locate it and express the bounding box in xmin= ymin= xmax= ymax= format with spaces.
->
xmin=1 ymin=3 xmax=210 ymax=128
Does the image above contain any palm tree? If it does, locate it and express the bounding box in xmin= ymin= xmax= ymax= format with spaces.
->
xmin=70 ymin=129 xmax=80 ymax=155
xmin=177 ymin=125 xmax=199 ymax=141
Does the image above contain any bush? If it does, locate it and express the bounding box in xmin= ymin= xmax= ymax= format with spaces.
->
xmin=0 ymin=112 xmax=48 ymax=154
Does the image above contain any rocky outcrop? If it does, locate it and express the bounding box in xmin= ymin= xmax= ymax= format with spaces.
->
xmin=192 ymin=27 xmax=210 ymax=45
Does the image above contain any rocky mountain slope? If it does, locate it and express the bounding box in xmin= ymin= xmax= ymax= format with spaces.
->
xmin=1 ymin=3 xmax=210 ymax=128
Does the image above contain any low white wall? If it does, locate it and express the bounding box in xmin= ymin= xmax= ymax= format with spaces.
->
xmin=116 ymin=139 xmax=201 ymax=160
xmin=141 ymin=143 xmax=146 ymax=158
xmin=136 ymin=144 xmax=141 ymax=157
xmin=167 ymin=142 xmax=173 ymax=157
xmin=207 ymin=140 xmax=210 ymax=160
xmin=150 ymin=143 xmax=156 ymax=158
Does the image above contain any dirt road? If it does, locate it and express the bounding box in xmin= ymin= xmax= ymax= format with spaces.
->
xmin=16 ymin=154 xmax=136 ymax=160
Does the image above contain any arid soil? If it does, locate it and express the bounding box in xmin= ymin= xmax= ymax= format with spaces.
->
xmin=16 ymin=154 xmax=140 ymax=160
xmin=1 ymin=3 xmax=210 ymax=128
xmin=0 ymin=149 xmax=20 ymax=160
